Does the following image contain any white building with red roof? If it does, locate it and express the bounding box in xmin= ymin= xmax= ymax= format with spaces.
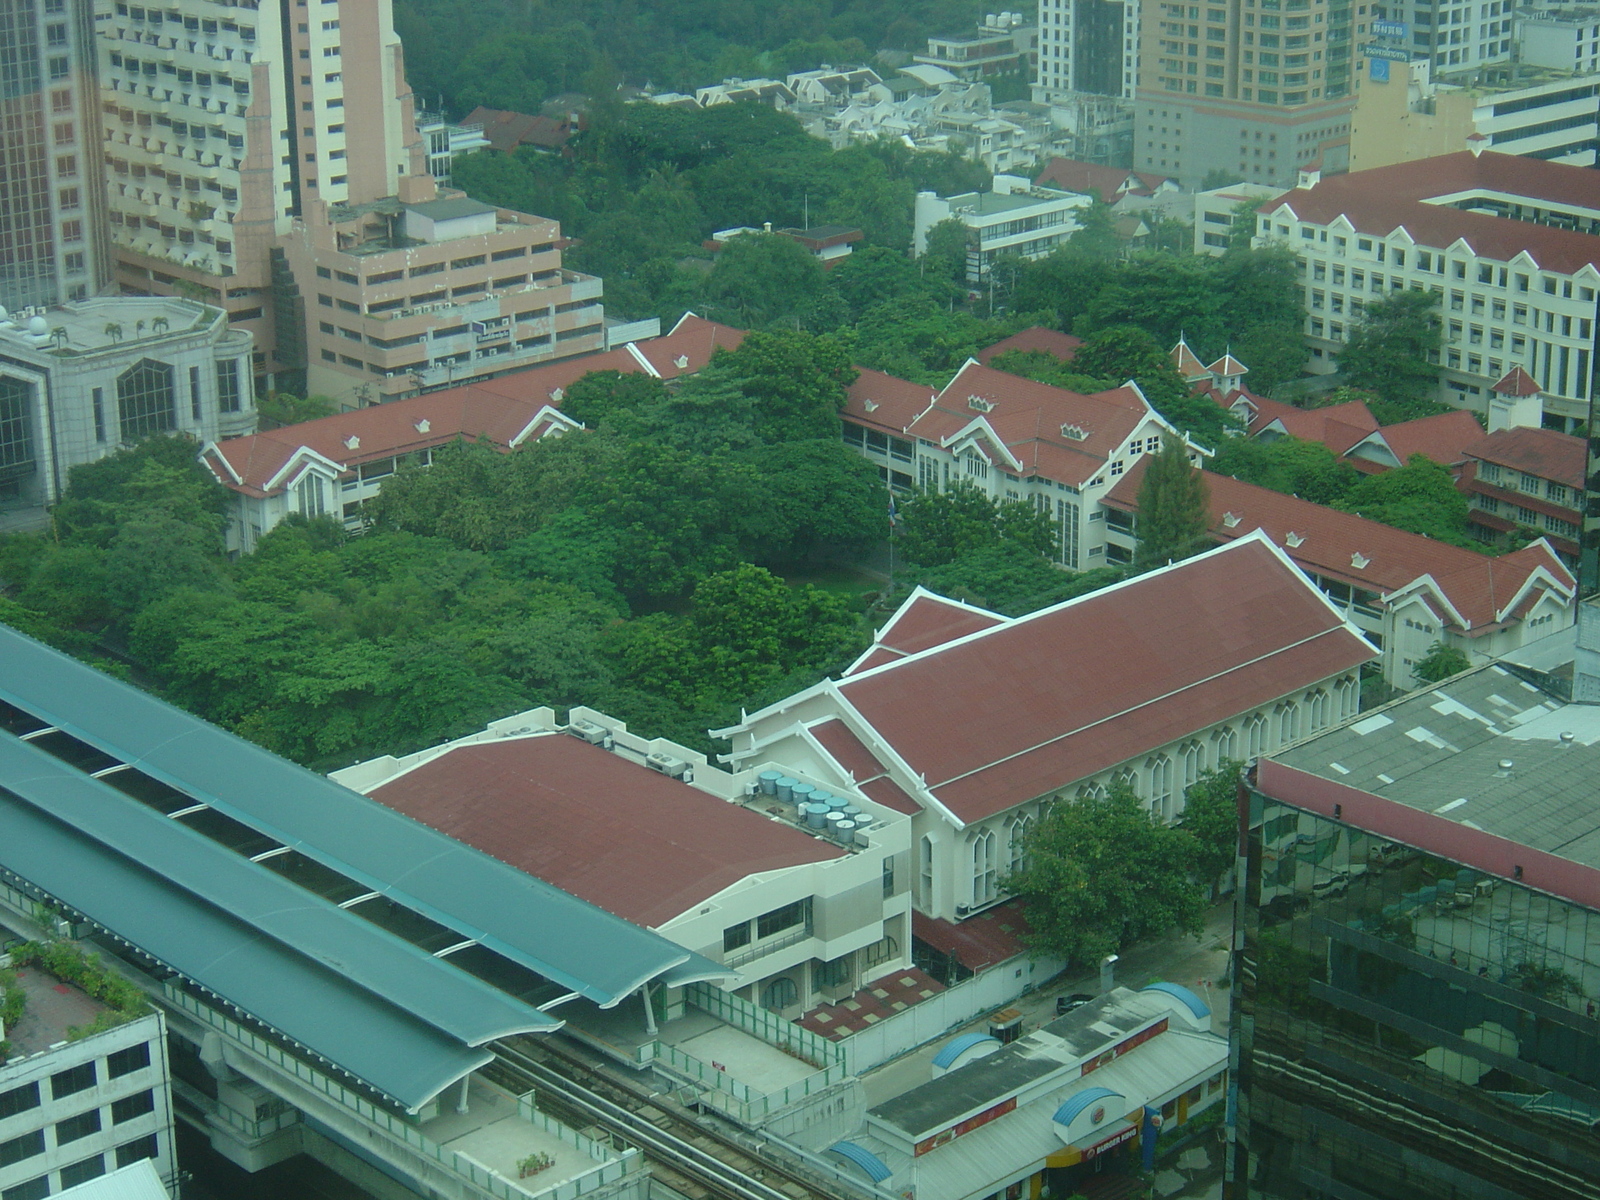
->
xmin=1461 ymin=424 xmax=1587 ymax=563
xmin=334 ymin=704 xmax=914 ymax=1024
xmin=1254 ymin=151 xmax=1600 ymax=428
xmin=842 ymin=359 xmax=1200 ymax=569
xmin=717 ymin=535 xmax=1376 ymax=925
xmin=1103 ymin=463 xmax=1577 ymax=685
xmin=202 ymin=315 xmax=743 ymax=552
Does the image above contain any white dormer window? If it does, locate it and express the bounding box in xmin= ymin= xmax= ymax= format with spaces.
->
xmin=674 ymin=354 xmax=689 ymax=369
xmin=343 ymin=434 xmax=360 ymax=450
xmin=863 ymin=399 xmax=880 ymax=412
xmin=1061 ymin=422 xmax=1088 ymax=441
xmin=549 ymin=386 xmax=564 ymax=402
xmin=1222 ymin=512 xmax=1241 ymax=528
xmin=1351 ymin=552 xmax=1370 ymax=569
xmin=1285 ymin=531 xmax=1304 ymax=548
xmin=414 ymin=418 xmax=430 ymax=434
xmin=968 ymin=395 xmax=993 ymax=412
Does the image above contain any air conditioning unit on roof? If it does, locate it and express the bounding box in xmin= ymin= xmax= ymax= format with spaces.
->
xmin=647 ymin=752 xmax=693 ymax=782
xmin=568 ymin=719 xmax=613 ymax=749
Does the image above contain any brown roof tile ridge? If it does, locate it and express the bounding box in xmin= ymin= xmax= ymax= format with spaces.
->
xmin=925 ymin=545 xmax=1375 ymax=795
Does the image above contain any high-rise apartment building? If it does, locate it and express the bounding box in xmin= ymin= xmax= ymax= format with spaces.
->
xmin=1133 ymin=0 xmax=1365 ymax=187
xmin=1379 ymin=0 xmax=1514 ymax=71
xmin=0 ymin=0 xmax=114 ymax=309
xmin=95 ymin=0 xmax=604 ymax=404
xmin=1036 ymin=0 xmax=1141 ymax=99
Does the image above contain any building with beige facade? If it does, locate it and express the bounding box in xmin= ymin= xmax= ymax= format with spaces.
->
xmin=1349 ymin=59 xmax=1600 ymax=171
xmin=1133 ymin=0 xmax=1362 ymax=187
xmin=96 ymin=0 xmax=605 ymax=406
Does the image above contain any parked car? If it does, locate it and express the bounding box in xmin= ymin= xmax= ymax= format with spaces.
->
xmin=1056 ymin=992 xmax=1095 ymax=1016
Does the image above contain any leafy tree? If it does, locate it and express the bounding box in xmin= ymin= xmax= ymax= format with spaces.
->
xmin=896 ymin=483 xmax=1056 ymax=568
xmin=914 ymin=542 xmax=1124 ymax=617
xmin=920 ymin=218 xmax=971 ymax=288
xmin=1181 ymin=761 xmax=1244 ymax=885
xmin=257 ymin=392 xmax=338 ymax=430
xmin=719 ymin=329 xmax=858 ymax=444
xmin=1082 ymin=254 xmax=1224 ymax=352
xmin=559 ymin=370 xmax=669 ymax=430
xmin=1412 ymin=641 xmax=1472 ymax=685
xmin=1073 ymin=325 xmax=1240 ymax=445
xmin=1208 ymin=435 xmax=1358 ymax=506
xmin=1010 ymin=248 xmax=1109 ymax=333
xmin=745 ymin=440 xmax=886 ymax=562
xmin=1134 ymin=433 xmax=1212 ymax=571
xmin=702 ymin=233 xmax=830 ymax=329
xmin=1005 ymin=783 xmax=1206 ymax=964
xmin=1338 ymin=289 xmax=1443 ymax=406
xmin=1335 ymin=454 xmax=1476 ymax=547
xmin=1066 ymin=200 xmax=1122 ymax=259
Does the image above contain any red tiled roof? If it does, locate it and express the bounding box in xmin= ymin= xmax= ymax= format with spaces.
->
xmin=1171 ymin=339 xmax=1208 ymax=380
xmin=843 ymin=368 xmax=937 ymax=434
xmin=1492 ymin=366 xmax=1541 ymax=397
xmin=1259 ymin=151 xmax=1600 ymax=275
xmin=848 ymin=590 xmax=1007 ymax=671
xmin=1105 ymin=462 xmax=1575 ymax=631
xmin=1207 ymin=354 xmax=1249 ymax=377
xmin=462 ymin=107 xmax=572 ymax=153
xmin=806 ymin=720 xmax=922 ymax=814
xmin=1344 ymin=410 xmax=1486 ymax=471
xmin=206 ymin=319 xmax=740 ymax=494
xmin=977 ymin=326 xmax=1083 ymax=366
xmin=904 ymin=361 xmax=1150 ymax=487
xmin=1035 ymin=158 xmax=1172 ymax=202
xmin=835 ymin=537 xmax=1375 ymax=823
xmin=796 ymin=967 xmax=946 ymax=1040
xmin=367 ymin=736 xmax=842 ymax=928
xmin=1462 ymin=425 xmax=1586 ymax=489
xmin=913 ymin=900 xmax=1034 ymax=972
xmin=1257 ymin=399 xmax=1379 ymax=454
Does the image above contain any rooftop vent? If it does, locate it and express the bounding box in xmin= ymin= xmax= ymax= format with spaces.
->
xmin=1497 ymin=758 xmax=1514 ymax=776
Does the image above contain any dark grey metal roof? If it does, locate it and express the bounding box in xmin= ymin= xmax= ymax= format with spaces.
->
xmin=0 ymin=754 xmax=493 ymax=1110
xmin=406 ymin=197 xmax=498 ymax=220
xmin=1272 ymin=664 xmax=1600 ymax=867
xmin=0 ymin=625 xmax=718 ymax=1008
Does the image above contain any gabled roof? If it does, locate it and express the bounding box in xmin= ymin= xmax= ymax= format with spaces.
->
xmin=1492 ymin=366 xmax=1542 ymax=397
xmin=976 ymin=326 xmax=1083 ymax=366
xmin=1255 ymin=399 xmax=1380 ymax=454
xmin=462 ymin=106 xmax=572 ymax=153
xmin=1034 ymin=158 xmax=1173 ymax=202
xmin=901 ymin=361 xmax=1153 ymax=488
xmin=1207 ymin=354 xmax=1248 ymax=377
xmin=1343 ymin=409 xmax=1486 ymax=472
xmin=1259 ymin=150 xmax=1600 ymax=276
xmin=843 ymin=368 xmax=938 ymax=435
xmin=1463 ymin=425 xmax=1586 ymax=489
xmin=754 ymin=536 xmax=1374 ymax=825
xmin=806 ymin=720 xmax=922 ymax=814
xmin=844 ymin=588 xmax=1007 ymax=675
xmin=204 ymin=318 xmax=742 ymax=496
xmin=1105 ymin=462 xmax=1575 ymax=632
xmin=366 ymin=734 xmax=843 ymax=929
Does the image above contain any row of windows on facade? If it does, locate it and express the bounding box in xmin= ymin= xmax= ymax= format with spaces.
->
xmin=922 ymin=682 xmax=1358 ymax=910
xmin=311 ymin=323 xmax=600 ymax=381
xmin=0 ymin=1041 xmax=152 ymax=1122
xmin=0 ymin=1134 xmax=160 ymax=1200
xmin=1283 ymin=227 xmax=1600 ymax=295
xmin=0 ymin=1092 xmax=156 ymax=1169
xmin=312 ymin=270 xmax=567 ymax=317
xmin=0 ymin=361 xmax=244 ymax=474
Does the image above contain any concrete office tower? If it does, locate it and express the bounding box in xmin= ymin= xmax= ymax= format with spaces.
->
xmin=1036 ymin=0 xmax=1141 ymax=99
xmin=94 ymin=0 xmax=603 ymax=406
xmin=0 ymin=0 xmax=115 ymax=309
xmin=97 ymin=0 xmax=428 ymax=391
xmin=1133 ymin=0 xmax=1361 ymax=187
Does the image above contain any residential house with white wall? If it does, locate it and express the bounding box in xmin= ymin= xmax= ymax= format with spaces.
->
xmin=333 ymin=707 xmax=913 ymax=1023
xmin=913 ymin=176 xmax=1091 ymax=283
xmin=1103 ymin=462 xmax=1577 ymax=685
xmin=201 ymin=315 xmax=742 ymax=552
xmin=842 ymin=359 xmax=1197 ymax=569
xmin=716 ymin=535 xmax=1376 ymax=928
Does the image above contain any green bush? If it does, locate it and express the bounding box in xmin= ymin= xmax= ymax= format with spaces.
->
xmin=8 ymin=941 xmax=147 ymax=1038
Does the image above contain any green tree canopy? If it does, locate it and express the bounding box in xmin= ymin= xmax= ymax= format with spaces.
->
xmin=896 ymin=482 xmax=1056 ymax=568
xmin=1335 ymin=454 xmax=1476 ymax=548
xmin=1207 ymin=435 xmax=1359 ymax=506
xmin=1005 ymin=783 xmax=1207 ymax=964
xmin=1412 ymin=641 xmax=1472 ymax=685
xmin=1338 ymin=289 xmax=1444 ymax=406
xmin=1133 ymin=433 xmax=1212 ymax=571
xmin=1180 ymin=760 xmax=1244 ymax=884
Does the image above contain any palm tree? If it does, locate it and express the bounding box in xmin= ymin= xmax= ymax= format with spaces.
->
xmin=151 ymin=316 xmax=169 ymax=333
xmin=103 ymin=322 xmax=123 ymax=343
xmin=134 ymin=319 xmax=146 ymax=337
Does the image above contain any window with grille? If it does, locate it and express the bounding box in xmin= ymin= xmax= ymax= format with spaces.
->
xmin=117 ymin=359 xmax=175 ymax=442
